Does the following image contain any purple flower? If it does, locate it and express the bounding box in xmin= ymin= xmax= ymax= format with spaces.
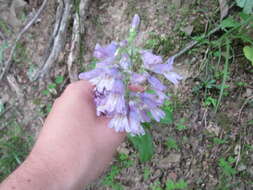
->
xmin=109 ymin=114 xmax=130 ymax=132
xmin=93 ymin=42 xmax=118 ymax=60
xmin=79 ymin=68 xmax=103 ymax=80
xmin=131 ymin=14 xmax=140 ymax=30
xmin=78 ymin=14 xmax=182 ymax=136
xmin=141 ymin=50 xmax=163 ymax=67
xmin=128 ymin=108 xmax=145 ymax=136
xmin=130 ymin=73 xmax=147 ymax=84
xmin=119 ymin=54 xmax=131 ymax=70
xmin=145 ymin=56 xmax=183 ymax=85
xmin=150 ymin=107 xmax=165 ymax=122
xmin=148 ymin=76 xmax=166 ymax=91
xmin=97 ymin=93 xmax=126 ymax=115
xmin=164 ymin=72 xmax=183 ymax=85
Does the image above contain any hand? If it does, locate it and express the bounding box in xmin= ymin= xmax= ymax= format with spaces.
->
xmin=0 ymin=80 xmax=125 ymax=190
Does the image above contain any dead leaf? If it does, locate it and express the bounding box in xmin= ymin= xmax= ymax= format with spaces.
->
xmin=219 ymin=0 xmax=229 ymax=20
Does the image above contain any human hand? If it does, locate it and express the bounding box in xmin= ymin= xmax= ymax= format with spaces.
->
xmin=0 ymin=80 xmax=125 ymax=190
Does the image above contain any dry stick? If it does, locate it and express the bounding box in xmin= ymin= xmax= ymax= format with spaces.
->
xmin=67 ymin=13 xmax=80 ymax=82
xmin=0 ymin=0 xmax=48 ymax=81
xmin=238 ymin=95 xmax=253 ymax=122
xmin=67 ymin=0 xmax=90 ymax=82
xmin=32 ymin=0 xmax=72 ymax=80
xmin=173 ymin=26 xmax=221 ymax=60
xmin=0 ymin=30 xmax=6 ymax=40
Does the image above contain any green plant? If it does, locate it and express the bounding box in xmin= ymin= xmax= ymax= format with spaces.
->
xmin=0 ymin=122 xmax=33 ymax=181
xmin=144 ymin=33 xmax=175 ymax=55
xmin=166 ymin=179 xmax=188 ymax=190
xmin=42 ymin=75 xmax=64 ymax=96
xmin=166 ymin=137 xmax=179 ymax=151
xmin=102 ymin=153 xmax=132 ymax=190
xmin=175 ymin=118 xmax=187 ymax=131
xmin=213 ymin=137 xmax=228 ymax=145
xmin=151 ymin=180 xmax=163 ymax=190
xmin=236 ymin=0 xmax=253 ymax=14
xmin=218 ymin=156 xmax=237 ymax=177
xmin=102 ymin=165 xmax=124 ymax=190
xmin=204 ymin=96 xmax=218 ymax=107
xmin=128 ymin=129 xmax=154 ymax=162
xmin=161 ymin=100 xmax=173 ymax=125
xmin=143 ymin=167 xmax=151 ymax=181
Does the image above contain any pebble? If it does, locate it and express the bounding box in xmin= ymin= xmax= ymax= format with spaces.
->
xmin=158 ymin=153 xmax=181 ymax=168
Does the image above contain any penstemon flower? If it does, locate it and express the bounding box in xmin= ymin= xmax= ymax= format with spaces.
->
xmin=79 ymin=14 xmax=182 ymax=136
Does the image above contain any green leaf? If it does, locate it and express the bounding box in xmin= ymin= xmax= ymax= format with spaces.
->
xmin=220 ymin=18 xmax=240 ymax=29
xmin=42 ymin=89 xmax=50 ymax=96
xmin=166 ymin=179 xmax=176 ymax=190
xmin=236 ymin=0 xmax=253 ymax=14
xmin=243 ymin=46 xmax=253 ymax=65
xmin=55 ymin=76 xmax=64 ymax=84
xmin=128 ymin=129 xmax=154 ymax=162
xmin=48 ymin=83 xmax=57 ymax=89
xmin=160 ymin=101 xmax=173 ymax=124
xmin=0 ymin=101 xmax=4 ymax=113
xmin=175 ymin=180 xmax=188 ymax=189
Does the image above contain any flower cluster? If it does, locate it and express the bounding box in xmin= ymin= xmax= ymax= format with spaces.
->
xmin=79 ymin=14 xmax=182 ymax=136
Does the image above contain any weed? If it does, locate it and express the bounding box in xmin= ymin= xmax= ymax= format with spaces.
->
xmin=144 ymin=33 xmax=175 ymax=55
xmin=213 ymin=137 xmax=228 ymax=145
xmin=13 ymin=42 xmax=28 ymax=63
xmin=0 ymin=121 xmax=33 ymax=181
xmin=175 ymin=118 xmax=187 ymax=131
xmin=150 ymin=179 xmax=188 ymax=190
xmin=42 ymin=75 xmax=65 ymax=96
xmin=219 ymin=156 xmax=237 ymax=177
xmin=166 ymin=179 xmax=188 ymax=190
xmin=102 ymin=153 xmax=132 ymax=190
xmin=204 ymin=96 xmax=218 ymax=107
xmin=151 ymin=180 xmax=163 ymax=190
xmin=166 ymin=137 xmax=179 ymax=151
xmin=143 ymin=167 xmax=151 ymax=181
xmin=102 ymin=165 xmax=124 ymax=190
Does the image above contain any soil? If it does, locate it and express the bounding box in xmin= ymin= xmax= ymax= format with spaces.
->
xmin=0 ymin=0 xmax=253 ymax=189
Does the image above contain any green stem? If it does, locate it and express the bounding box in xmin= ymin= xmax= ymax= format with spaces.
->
xmin=215 ymin=38 xmax=230 ymax=113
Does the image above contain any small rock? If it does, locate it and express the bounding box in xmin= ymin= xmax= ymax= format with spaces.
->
xmin=151 ymin=169 xmax=162 ymax=180
xmin=246 ymin=88 xmax=253 ymax=97
xmin=117 ymin=146 xmax=130 ymax=155
xmin=206 ymin=122 xmax=220 ymax=136
xmin=181 ymin=25 xmax=194 ymax=36
xmin=158 ymin=153 xmax=181 ymax=168
xmin=248 ymin=166 xmax=253 ymax=177
xmin=237 ymin=164 xmax=246 ymax=172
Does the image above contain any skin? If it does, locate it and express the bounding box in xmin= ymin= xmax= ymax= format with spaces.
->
xmin=0 ymin=80 xmax=126 ymax=190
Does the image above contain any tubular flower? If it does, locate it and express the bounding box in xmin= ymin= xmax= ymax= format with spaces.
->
xmin=79 ymin=14 xmax=182 ymax=135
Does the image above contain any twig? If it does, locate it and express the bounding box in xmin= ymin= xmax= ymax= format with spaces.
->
xmin=0 ymin=30 xmax=6 ymax=40
xmin=238 ymin=95 xmax=253 ymax=122
xmin=215 ymin=38 xmax=230 ymax=113
xmin=32 ymin=0 xmax=72 ymax=80
xmin=67 ymin=0 xmax=90 ymax=82
xmin=173 ymin=26 xmax=221 ymax=59
xmin=0 ymin=0 xmax=48 ymax=80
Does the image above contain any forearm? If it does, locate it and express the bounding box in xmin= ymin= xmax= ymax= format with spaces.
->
xmin=0 ymin=155 xmax=67 ymax=190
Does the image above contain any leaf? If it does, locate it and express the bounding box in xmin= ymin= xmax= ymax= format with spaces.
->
xmin=128 ymin=129 xmax=154 ymax=162
xmin=221 ymin=17 xmax=240 ymax=29
xmin=0 ymin=100 xmax=4 ymax=113
xmin=55 ymin=76 xmax=64 ymax=84
xmin=160 ymin=100 xmax=173 ymax=124
xmin=243 ymin=46 xmax=253 ymax=65
xmin=236 ymin=0 xmax=253 ymax=14
xmin=219 ymin=0 xmax=229 ymax=20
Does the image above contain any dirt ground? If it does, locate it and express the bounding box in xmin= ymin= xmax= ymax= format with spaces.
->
xmin=0 ymin=0 xmax=253 ymax=189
